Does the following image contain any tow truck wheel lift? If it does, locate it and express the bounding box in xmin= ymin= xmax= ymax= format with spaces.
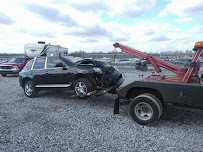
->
xmin=113 ymin=41 xmax=203 ymax=125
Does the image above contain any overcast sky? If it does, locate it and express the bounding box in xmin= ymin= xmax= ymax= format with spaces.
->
xmin=0 ymin=0 xmax=203 ymax=54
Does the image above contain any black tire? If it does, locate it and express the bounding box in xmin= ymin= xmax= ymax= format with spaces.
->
xmin=130 ymin=94 xmax=162 ymax=125
xmin=24 ymin=81 xmax=38 ymax=98
xmin=74 ymin=78 xmax=94 ymax=98
xmin=1 ymin=74 xmax=7 ymax=77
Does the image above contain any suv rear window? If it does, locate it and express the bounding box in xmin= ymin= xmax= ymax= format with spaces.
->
xmin=23 ymin=60 xmax=34 ymax=71
xmin=33 ymin=58 xmax=46 ymax=69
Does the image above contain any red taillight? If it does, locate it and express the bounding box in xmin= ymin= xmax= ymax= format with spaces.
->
xmin=112 ymin=91 xmax=118 ymax=95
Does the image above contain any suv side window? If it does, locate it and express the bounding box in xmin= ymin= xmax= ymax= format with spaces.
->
xmin=33 ymin=58 xmax=46 ymax=70
xmin=23 ymin=60 xmax=34 ymax=71
xmin=47 ymin=57 xmax=64 ymax=69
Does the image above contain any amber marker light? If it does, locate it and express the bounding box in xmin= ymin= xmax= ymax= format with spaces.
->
xmin=194 ymin=41 xmax=203 ymax=48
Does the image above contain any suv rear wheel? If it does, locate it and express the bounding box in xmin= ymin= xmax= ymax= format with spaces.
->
xmin=74 ymin=78 xmax=94 ymax=98
xmin=24 ymin=81 xmax=38 ymax=98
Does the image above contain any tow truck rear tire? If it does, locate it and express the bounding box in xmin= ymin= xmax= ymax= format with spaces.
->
xmin=130 ymin=94 xmax=162 ymax=125
xmin=74 ymin=78 xmax=94 ymax=98
xmin=1 ymin=74 xmax=7 ymax=77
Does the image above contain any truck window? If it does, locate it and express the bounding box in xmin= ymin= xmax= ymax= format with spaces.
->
xmin=9 ymin=58 xmax=27 ymax=63
xmin=33 ymin=58 xmax=46 ymax=70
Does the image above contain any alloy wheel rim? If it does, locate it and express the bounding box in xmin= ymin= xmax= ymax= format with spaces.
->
xmin=25 ymin=84 xmax=33 ymax=96
xmin=75 ymin=82 xmax=87 ymax=95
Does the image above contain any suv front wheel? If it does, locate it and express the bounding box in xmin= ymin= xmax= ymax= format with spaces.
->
xmin=74 ymin=78 xmax=94 ymax=98
xmin=24 ymin=81 xmax=38 ymax=98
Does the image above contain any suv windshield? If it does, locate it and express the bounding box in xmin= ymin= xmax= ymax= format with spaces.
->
xmin=9 ymin=58 xmax=27 ymax=63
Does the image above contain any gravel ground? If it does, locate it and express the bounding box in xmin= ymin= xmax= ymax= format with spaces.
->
xmin=0 ymin=67 xmax=203 ymax=152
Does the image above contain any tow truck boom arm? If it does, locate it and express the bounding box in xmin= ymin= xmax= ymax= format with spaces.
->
xmin=113 ymin=42 xmax=203 ymax=83
xmin=113 ymin=43 xmax=184 ymax=76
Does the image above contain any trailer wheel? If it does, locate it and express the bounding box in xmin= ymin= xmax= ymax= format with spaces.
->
xmin=74 ymin=78 xmax=93 ymax=98
xmin=130 ymin=94 xmax=162 ymax=125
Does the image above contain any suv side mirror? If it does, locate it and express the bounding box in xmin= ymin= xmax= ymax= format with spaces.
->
xmin=55 ymin=63 xmax=63 ymax=67
xmin=55 ymin=63 xmax=67 ymax=70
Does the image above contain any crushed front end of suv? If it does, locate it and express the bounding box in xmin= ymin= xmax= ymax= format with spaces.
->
xmin=0 ymin=56 xmax=32 ymax=76
xmin=19 ymin=56 xmax=124 ymax=98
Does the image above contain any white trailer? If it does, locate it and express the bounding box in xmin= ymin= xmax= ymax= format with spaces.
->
xmin=24 ymin=41 xmax=68 ymax=57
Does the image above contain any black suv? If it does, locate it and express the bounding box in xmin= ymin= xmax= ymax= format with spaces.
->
xmin=19 ymin=56 xmax=124 ymax=97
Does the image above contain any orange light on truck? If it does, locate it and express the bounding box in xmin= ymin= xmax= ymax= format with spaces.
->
xmin=194 ymin=41 xmax=203 ymax=48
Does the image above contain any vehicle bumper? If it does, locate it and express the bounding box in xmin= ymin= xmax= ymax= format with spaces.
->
xmin=106 ymin=69 xmax=124 ymax=88
xmin=0 ymin=69 xmax=20 ymax=74
xmin=115 ymin=73 xmax=124 ymax=87
xmin=99 ymin=71 xmax=124 ymax=95
xmin=95 ymin=76 xmax=124 ymax=96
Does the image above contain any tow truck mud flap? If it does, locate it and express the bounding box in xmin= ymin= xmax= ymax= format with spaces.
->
xmin=114 ymin=98 xmax=120 ymax=114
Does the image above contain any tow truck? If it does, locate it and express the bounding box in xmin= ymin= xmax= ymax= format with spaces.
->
xmin=113 ymin=41 xmax=203 ymax=125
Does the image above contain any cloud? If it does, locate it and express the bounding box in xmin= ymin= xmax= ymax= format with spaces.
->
xmin=24 ymin=3 xmax=77 ymax=27
xmin=110 ymin=36 xmax=129 ymax=42
xmin=0 ymin=12 xmax=15 ymax=25
xmin=158 ymin=0 xmax=203 ymax=17
xmin=50 ymin=0 xmax=156 ymax=18
xmin=168 ymin=32 xmax=190 ymax=40
xmin=67 ymin=24 xmax=109 ymax=37
xmin=192 ymin=24 xmax=203 ymax=33
xmin=175 ymin=17 xmax=192 ymax=22
xmin=108 ymin=0 xmax=156 ymax=18
xmin=150 ymin=35 xmax=170 ymax=42
xmin=68 ymin=23 xmax=129 ymax=43
xmin=81 ymin=38 xmax=99 ymax=43
xmin=68 ymin=0 xmax=110 ymax=13
xmin=0 ymin=0 xmax=198 ymax=53
xmin=144 ymin=30 xmax=155 ymax=36
xmin=31 ymin=32 xmax=55 ymax=38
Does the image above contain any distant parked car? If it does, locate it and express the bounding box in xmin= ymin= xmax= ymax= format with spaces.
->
xmin=0 ymin=56 xmax=32 ymax=76
xmin=114 ymin=58 xmax=138 ymax=65
xmin=97 ymin=57 xmax=112 ymax=63
xmin=172 ymin=58 xmax=191 ymax=65
xmin=115 ymin=59 xmax=131 ymax=64
xmin=0 ymin=60 xmax=9 ymax=64
xmin=135 ymin=59 xmax=148 ymax=71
